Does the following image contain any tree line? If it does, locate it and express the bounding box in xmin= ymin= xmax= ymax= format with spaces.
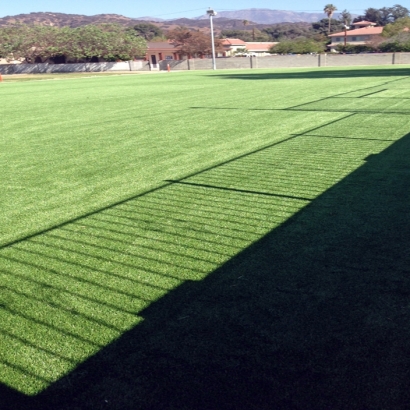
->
xmin=1 ymin=4 xmax=410 ymax=62
xmin=222 ymin=4 xmax=410 ymax=54
xmin=0 ymin=24 xmax=147 ymax=63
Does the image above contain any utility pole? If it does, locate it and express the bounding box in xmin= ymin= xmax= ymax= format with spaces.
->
xmin=207 ymin=7 xmax=217 ymax=70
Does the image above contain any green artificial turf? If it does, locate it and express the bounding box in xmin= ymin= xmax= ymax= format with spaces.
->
xmin=1 ymin=66 xmax=410 ymax=408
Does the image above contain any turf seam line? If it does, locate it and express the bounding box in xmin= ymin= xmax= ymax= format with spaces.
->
xmin=286 ymin=86 xmax=386 ymax=110
xmin=165 ymin=180 xmax=312 ymax=201
xmin=287 ymin=76 xmax=410 ymax=109
xmin=292 ymin=134 xmax=396 ymax=142
xmin=358 ymin=89 xmax=387 ymax=98
xmin=289 ymin=109 xmax=410 ymax=115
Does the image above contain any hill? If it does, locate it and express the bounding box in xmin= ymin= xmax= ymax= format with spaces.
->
xmin=0 ymin=9 xmax=343 ymax=29
xmin=0 ymin=11 xmax=320 ymax=37
xmin=197 ymin=8 xmax=341 ymax=24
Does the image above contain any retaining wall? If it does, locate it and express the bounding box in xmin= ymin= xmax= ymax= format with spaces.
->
xmin=2 ymin=53 xmax=410 ymax=75
xmin=0 ymin=60 xmax=149 ymax=75
xmin=161 ymin=52 xmax=410 ymax=71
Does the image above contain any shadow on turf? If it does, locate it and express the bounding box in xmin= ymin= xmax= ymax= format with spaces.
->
xmin=210 ymin=67 xmax=410 ymax=80
xmin=2 ymin=132 xmax=410 ymax=410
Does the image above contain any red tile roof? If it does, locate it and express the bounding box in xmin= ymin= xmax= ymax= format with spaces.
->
xmin=221 ymin=38 xmax=246 ymax=46
xmin=352 ymin=20 xmax=376 ymax=26
xmin=147 ymin=41 xmax=179 ymax=50
xmin=329 ymin=27 xmax=383 ymax=37
xmin=245 ymin=42 xmax=278 ymax=51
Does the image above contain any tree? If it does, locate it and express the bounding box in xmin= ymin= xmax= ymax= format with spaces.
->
xmin=242 ymin=20 xmax=249 ymax=28
xmin=382 ymin=16 xmax=410 ymax=37
xmin=355 ymin=8 xmax=381 ymax=24
xmin=324 ymin=4 xmax=338 ymax=34
xmin=220 ymin=30 xmax=253 ymax=42
xmin=130 ymin=23 xmax=164 ymax=41
xmin=390 ymin=4 xmax=410 ymax=21
xmin=0 ymin=24 xmax=147 ymax=63
xmin=233 ymin=47 xmax=248 ymax=55
xmin=379 ymin=32 xmax=410 ymax=51
xmin=355 ymin=5 xmax=409 ymax=26
xmin=339 ymin=9 xmax=352 ymax=26
xmin=379 ymin=7 xmax=394 ymax=25
xmin=167 ymin=27 xmax=223 ymax=58
xmin=262 ymin=23 xmax=315 ymax=41
xmin=312 ymin=18 xmax=343 ymax=36
xmin=270 ymin=38 xmax=325 ymax=54
xmin=335 ymin=43 xmax=375 ymax=53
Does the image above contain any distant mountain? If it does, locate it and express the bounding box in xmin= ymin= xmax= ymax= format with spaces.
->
xmin=0 ymin=12 xmax=271 ymax=34
xmin=135 ymin=16 xmax=164 ymax=22
xmin=0 ymin=9 xmax=350 ymax=29
xmin=196 ymin=9 xmax=344 ymax=24
xmin=0 ymin=12 xmax=144 ymax=27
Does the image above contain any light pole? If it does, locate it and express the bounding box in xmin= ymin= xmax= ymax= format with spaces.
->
xmin=207 ymin=7 xmax=217 ymax=70
xmin=344 ymin=25 xmax=350 ymax=47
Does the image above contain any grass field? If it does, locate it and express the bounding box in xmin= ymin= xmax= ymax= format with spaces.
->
xmin=1 ymin=66 xmax=410 ymax=409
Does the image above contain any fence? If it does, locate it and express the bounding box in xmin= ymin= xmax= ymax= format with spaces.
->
xmin=1 ymin=53 xmax=410 ymax=75
xmin=0 ymin=60 xmax=150 ymax=75
xmin=161 ymin=52 xmax=410 ymax=71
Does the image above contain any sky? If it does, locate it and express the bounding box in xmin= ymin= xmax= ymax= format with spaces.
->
xmin=0 ymin=1 xmax=403 ymax=20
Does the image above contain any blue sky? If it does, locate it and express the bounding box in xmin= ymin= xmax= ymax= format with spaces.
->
xmin=0 ymin=1 xmax=403 ymax=19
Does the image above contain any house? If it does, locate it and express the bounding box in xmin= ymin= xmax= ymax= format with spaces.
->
xmin=220 ymin=39 xmax=277 ymax=57
xmin=145 ymin=38 xmax=278 ymax=65
xmin=328 ymin=20 xmax=383 ymax=51
xmin=245 ymin=42 xmax=278 ymax=56
xmin=220 ymin=38 xmax=247 ymax=57
xmin=146 ymin=41 xmax=182 ymax=67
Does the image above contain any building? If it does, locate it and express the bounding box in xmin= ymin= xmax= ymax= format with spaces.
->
xmin=146 ymin=41 xmax=182 ymax=68
xmin=245 ymin=42 xmax=278 ymax=56
xmin=145 ymin=38 xmax=278 ymax=67
xmin=220 ymin=38 xmax=247 ymax=56
xmin=220 ymin=39 xmax=278 ymax=57
xmin=328 ymin=21 xmax=383 ymax=51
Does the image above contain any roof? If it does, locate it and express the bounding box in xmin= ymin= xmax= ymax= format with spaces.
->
xmin=221 ymin=38 xmax=246 ymax=46
xmin=329 ymin=27 xmax=383 ymax=37
xmin=147 ymin=41 xmax=179 ymax=50
xmin=245 ymin=42 xmax=278 ymax=51
xmin=352 ymin=20 xmax=376 ymax=26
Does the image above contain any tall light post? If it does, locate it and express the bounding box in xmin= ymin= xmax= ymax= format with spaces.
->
xmin=207 ymin=7 xmax=217 ymax=70
xmin=344 ymin=25 xmax=350 ymax=47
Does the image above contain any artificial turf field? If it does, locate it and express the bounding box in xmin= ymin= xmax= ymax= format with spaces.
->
xmin=1 ymin=66 xmax=410 ymax=409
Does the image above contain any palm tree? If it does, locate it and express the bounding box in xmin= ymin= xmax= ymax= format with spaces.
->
xmin=324 ymin=4 xmax=338 ymax=34
xmin=242 ymin=19 xmax=249 ymax=28
xmin=339 ymin=9 xmax=352 ymax=26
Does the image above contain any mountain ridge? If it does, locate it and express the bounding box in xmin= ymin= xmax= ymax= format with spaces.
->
xmin=0 ymin=9 xmax=345 ymax=28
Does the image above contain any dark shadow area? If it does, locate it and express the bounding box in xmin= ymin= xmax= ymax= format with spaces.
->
xmin=2 ymin=122 xmax=410 ymax=410
xmin=211 ymin=68 xmax=410 ymax=81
